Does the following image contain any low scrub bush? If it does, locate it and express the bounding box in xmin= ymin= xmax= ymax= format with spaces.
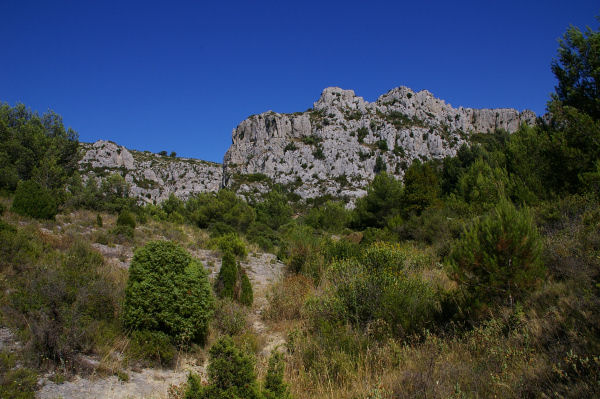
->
xmin=5 ymin=239 xmax=124 ymax=370
xmin=306 ymin=243 xmax=444 ymax=338
xmin=215 ymin=251 xmax=254 ymax=306
xmin=128 ymin=330 xmax=176 ymax=367
xmin=110 ymin=224 xmax=135 ymax=241
xmin=0 ymin=351 xmax=38 ymax=399
xmin=246 ymin=221 xmax=279 ymax=251
xmin=304 ymin=201 xmax=350 ymax=232
xmin=278 ymin=225 xmax=325 ymax=282
xmin=213 ymin=298 xmax=248 ymax=336
xmin=321 ymin=237 xmax=361 ymax=263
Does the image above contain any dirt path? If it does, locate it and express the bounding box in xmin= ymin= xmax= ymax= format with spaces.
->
xmin=37 ymin=250 xmax=286 ymax=399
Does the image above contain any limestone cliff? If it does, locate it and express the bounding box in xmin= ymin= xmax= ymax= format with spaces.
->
xmin=223 ymin=87 xmax=536 ymax=200
xmin=80 ymin=86 xmax=536 ymax=204
xmin=79 ymin=140 xmax=222 ymax=204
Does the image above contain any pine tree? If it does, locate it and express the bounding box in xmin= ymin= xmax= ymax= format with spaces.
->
xmin=449 ymin=198 xmax=544 ymax=315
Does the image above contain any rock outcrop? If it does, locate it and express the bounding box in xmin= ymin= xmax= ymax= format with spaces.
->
xmin=79 ymin=140 xmax=222 ymax=204
xmin=223 ymin=86 xmax=536 ymax=200
xmin=80 ymin=86 xmax=536 ymax=204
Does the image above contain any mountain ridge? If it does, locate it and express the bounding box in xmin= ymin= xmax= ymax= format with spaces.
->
xmin=80 ymin=86 xmax=537 ymax=203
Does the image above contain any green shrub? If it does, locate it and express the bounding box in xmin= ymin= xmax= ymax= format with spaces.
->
xmin=374 ymin=155 xmax=386 ymax=173
xmin=356 ymin=127 xmax=368 ymax=143
xmin=216 ymin=251 xmax=238 ymax=300
xmin=352 ymin=172 xmax=403 ymax=229
xmin=457 ymin=158 xmax=509 ymax=213
xmin=279 ymin=225 xmax=325 ymax=282
xmin=448 ymin=199 xmax=544 ymax=315
xmin=401 ymin=160 xmax=441 ymax=215
xmin=184 ymin=336 xmax=262 ymax=399
xmin=110 ymin=224 xmax=135 ymax=241
xmin=128 ymin=330 xmax=176 ymax=366
xmin=304 ymin=201 xmax=350 ymax=232
xmin=209 ymin=221 xmax=236 ymax=237
xmin=188 ymin=189 xmax=256 ymax=232
xmin=263 ymin=351 xmax=292 ymax=399
xmin=240 ymin=271 xmax=254 ymax=306
xmin=0 ymin=357 xmax=38 ymax=399
xmin=11 ymin=180 xmax=57 ymax=219
xmin=246 ymin=222 xmax=278 ymax=251
xmin=322 ymin=238 xmax=361 ymax=263
xmin=307 ymin=243 xmax=443 ymax=337
xmin=122 ymin=241 xmax=214 ymax=345
xmin=96 ymin=214 xmax=103 ymax=227
xmin=256 ymin=189 xmax=293 ymax=230
xmin=376 ymin=140 xmax=388 ymax=151
xmin=116 ymin=209 xmax=136 ymax=229
xmin=209 ymin=233 xmax=248 ymax=258
xmin=361 ymin=241 xmax=409 ymax=271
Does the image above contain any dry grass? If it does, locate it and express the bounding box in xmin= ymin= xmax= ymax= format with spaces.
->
xmin=264 ymin=274 xmax=315 ymax=322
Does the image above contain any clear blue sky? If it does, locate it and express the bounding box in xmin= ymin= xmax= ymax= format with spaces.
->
xmin=1 ymin=1 xmax=597 ymax=163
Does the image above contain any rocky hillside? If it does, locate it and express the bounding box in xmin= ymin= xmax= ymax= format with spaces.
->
xmin=79 ymin=140 xmax=222 ymax=204
xmin=79 ymin=87 xmax=536 ymax=203
xmin=223 ymin=86 xmax=536 ymax=200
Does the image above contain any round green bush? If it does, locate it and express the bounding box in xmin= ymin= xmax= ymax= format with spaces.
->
xmin=116 ymin=209 xmax=136 ymax=229
xmin=11 ymin=180 xmax=57 ymax=219
xmin=209 ymin=233 xmax=247 ymax=258
xmin=185 ymin=336 xmax=262 ymax=399
xmin=122 ymin=241 xmax=214 ymax=345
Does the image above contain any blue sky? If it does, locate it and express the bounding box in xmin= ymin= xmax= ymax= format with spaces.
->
xmin=1 ymin=1 xmax=597 ymax=163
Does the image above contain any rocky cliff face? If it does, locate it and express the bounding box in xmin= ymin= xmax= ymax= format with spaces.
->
xmin=223 ymin=87 xmax=536 ymax=200
xmin=79 ymin=140 xmax=222 ymax=204
xmin=80 ymin=86 xmax=536 ymax=204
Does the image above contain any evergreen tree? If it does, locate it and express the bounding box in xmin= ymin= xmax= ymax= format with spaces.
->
xmin=352 ymin=172 xmax=403 ymax=229
xmin=216 ymin=251 xmax=238 ymax=300
xmin=240 ymin=270 xmax=254 ymax=306
xmin=402 ymin=159 xmax=441 ymax=215
xmin=449 ymin=199 xmax=544 ymax=315
xmin=185 ymin=337 xmax=262 ymax=399
xmin=263 ymin=351 xmax=291 ymax=399
xmin=551 ymin=18 xmax=600 ymax=120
